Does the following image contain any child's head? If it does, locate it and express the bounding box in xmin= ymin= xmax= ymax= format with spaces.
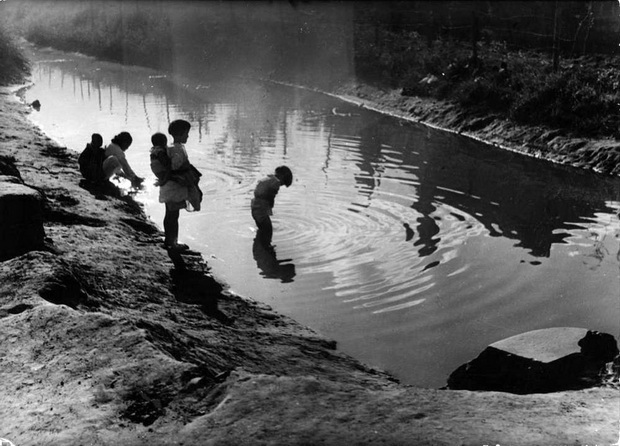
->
xmin=275 ymin=165 xmax=293 ymax=187
xmin=168 ymin=119 xmax=191 ymax=143
xmin=91 ymin=133 xmax=103 ymax=149
xmin=112 ymin=132 xmax=133 ymax=151
xmin=151 ymin=132 xmax=168 ymax=148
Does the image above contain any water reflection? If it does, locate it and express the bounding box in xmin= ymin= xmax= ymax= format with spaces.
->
xmin=345 ymin=111 xmax=619 ymax=260
xmin=252 ymin=237 xmax=296 ymax=283
xmin=22 ymin=43 xmax=620 ymax=387
xmin=403 ymin=222 xmax=414 ymax=241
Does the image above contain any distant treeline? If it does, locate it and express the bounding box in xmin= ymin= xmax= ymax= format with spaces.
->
xmin=2 ymin=1 xmax=618 ymax=138
xmin=356 ymin=1 xmax=620 ymax=55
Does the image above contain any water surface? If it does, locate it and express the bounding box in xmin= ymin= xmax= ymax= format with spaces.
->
xmin=22 ymin=44 xmax=620 ymax=387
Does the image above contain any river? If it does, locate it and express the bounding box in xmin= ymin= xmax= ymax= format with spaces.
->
xmin=21 ymin=43 xmax=620 ymax=388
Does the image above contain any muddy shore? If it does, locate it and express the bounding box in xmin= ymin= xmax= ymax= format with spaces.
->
xmin=0 ymin=83 xmax=619 ymax=445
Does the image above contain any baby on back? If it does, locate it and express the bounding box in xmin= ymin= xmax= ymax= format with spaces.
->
xmin=150 ymin=132 xmax=171 ymax=186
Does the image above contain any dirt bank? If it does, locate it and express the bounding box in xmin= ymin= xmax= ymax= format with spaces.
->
xmin=0 ymin=86 xmax=619 ymax=446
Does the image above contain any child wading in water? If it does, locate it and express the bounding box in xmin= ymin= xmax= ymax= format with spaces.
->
xmin=157 ymin=120 xmax=202 ymax=252
xmin=251 ymin=165 xmax=293 ymax=247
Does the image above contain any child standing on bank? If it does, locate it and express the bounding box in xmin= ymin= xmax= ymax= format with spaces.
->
xmin=158 ymin=119 xmax=202 ymax=251
xmin=251 ymin=165 xmax=293 ymax=246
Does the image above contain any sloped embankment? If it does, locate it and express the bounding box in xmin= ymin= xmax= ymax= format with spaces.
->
xmin=0 ymin=88 xmax=618 ymax=445
xmin=329 ymin=82 xmax=620 ymax=177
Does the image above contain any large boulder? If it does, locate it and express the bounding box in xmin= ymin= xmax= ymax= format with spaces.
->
xmin=0 ymin=175 xmax=45 ymax=261
xmin=447 ymin=327 xmax=619 ymax=394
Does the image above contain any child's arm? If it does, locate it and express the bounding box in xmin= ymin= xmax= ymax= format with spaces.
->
xmin=109 ymin=144 xmax=140 ymax=181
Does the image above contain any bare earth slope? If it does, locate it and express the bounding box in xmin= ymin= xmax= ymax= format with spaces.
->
xmin=0 ymin=87 xmax=618 ymax=446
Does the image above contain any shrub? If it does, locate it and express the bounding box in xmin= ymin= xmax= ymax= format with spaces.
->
xmin=0 ymin=26 xmax=30 ymax=85
xmin=453 ymin=78 xmax=511 ymax=111
xmin=352 ymin=16 xmax=618 ymax=138
xmin=510 ymin=66 xmax=619 ymax=137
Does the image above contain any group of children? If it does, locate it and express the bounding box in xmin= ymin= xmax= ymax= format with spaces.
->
xmin=78 ymin=131 xmax=144 ymax=188
xmin=79 ymin=119 xmax=293 ymax=252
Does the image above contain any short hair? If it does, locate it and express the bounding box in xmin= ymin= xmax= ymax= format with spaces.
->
xmin=111 ymin=131 xmax=133 ymax=150
xmin=275 ymin=165 xmax=293 ymax=187
xmin=151 ymin=132 xmax=168 ymax=147
xmin=168 ymin=119 xmax=191 ymax=137
xmin=91 ymin=133 xmax=103 ymax=147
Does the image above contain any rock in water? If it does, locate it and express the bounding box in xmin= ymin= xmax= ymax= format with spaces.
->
xmin=447 ymin=327 xmax=619 ymax=394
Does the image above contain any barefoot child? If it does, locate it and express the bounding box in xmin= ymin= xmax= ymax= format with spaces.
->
xmin=158 ymin=120 xmax=202 ymax=251
xmin=251 ymin=165 xmax=293 ymax=246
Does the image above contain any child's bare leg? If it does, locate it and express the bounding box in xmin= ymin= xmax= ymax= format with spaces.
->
xmin=256 ymin=217 xmax=273 ymax=247
xmin=164 ymin=205 xmax=180 ymax=247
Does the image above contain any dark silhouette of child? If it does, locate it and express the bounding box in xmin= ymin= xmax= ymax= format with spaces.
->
xmin=158 ymin=120 xmax=202 ymax=251
xmin=251 ymin=165 xmax=293 ymax=247
xmin=78 ymin=133 xmax=105 ymax=183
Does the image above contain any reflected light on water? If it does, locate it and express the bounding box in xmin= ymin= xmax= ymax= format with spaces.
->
xmin=23 ymin=44 xmax=620 ymax=387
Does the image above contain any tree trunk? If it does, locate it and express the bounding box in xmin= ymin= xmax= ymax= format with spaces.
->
xmin=552 ymin=1 xmax=560 ymax=72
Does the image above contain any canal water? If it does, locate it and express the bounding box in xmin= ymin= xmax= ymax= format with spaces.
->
xmin=22 ymin=44 xmax=620 ymax=388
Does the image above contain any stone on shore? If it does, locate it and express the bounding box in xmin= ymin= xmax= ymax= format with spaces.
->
xmin=0 ymin=174 xmax=45 ymax=260
xmin=447 ymin=327 xmax=619 ymax=394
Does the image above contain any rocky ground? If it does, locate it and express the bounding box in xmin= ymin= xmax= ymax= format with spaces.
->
xmin=0 ymin=82 xmax=619 ymax=446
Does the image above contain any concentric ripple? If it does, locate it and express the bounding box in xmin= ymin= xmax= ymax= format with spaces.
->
xmin=23 ymin=42 xmax=620 ymax=388
xmin=264 ymin=158 xmax=489 ymax=315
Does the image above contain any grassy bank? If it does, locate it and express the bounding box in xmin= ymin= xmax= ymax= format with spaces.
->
xmin=355 ymin=28 xmax=620 ymax=140
xmin=2 ymin=1 xmax=354 ymax=87
xmin=0 ymin=25 xmax=30 ymax=85
xmin=5 ymin=1 xmax=173 ymax=72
